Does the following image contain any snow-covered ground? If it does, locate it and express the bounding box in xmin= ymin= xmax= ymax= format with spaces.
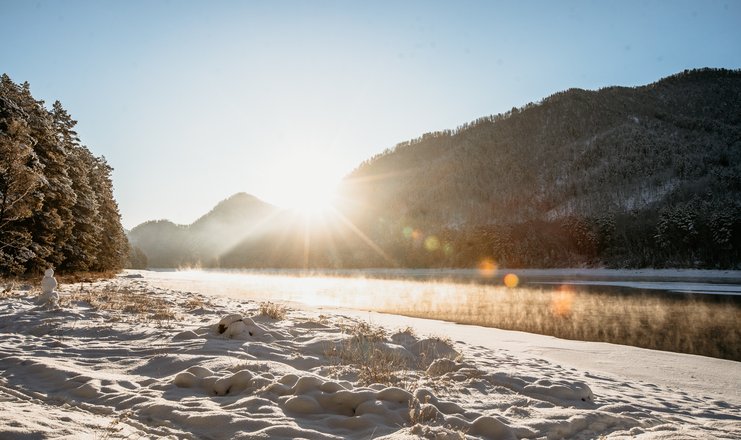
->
xmin=0 ymin=273 xmax=739 ymax=439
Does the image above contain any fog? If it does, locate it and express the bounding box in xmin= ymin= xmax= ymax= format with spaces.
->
xmin=141 ymin=268 xmax=741 ymax=360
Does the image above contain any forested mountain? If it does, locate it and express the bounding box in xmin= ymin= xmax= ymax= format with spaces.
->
xmin=128 ymin=193 xmax=282 ymax=267
xmin=130 ymin=68 xmax=741 ymax=269
xmin=344 ymin=68 xmax=740 ymax=223
xmin=0 ymin=75 xmax=128 ymax=275
xmin=336 ymin=68 xmax=741 ymax=268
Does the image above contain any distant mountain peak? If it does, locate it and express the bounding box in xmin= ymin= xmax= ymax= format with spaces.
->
xmin=226 ymin=192 xmax=262 ymax=202
xmin=209 ymin=192 xmax=265 ymax=209
xmin=128 ymin=191 xmax=283 ymax=267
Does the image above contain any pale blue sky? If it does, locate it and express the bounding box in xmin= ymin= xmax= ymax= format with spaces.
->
xmin=2 ymin=0 xmax=740 ymax=228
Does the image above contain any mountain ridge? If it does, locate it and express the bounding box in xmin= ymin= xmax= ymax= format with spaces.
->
xmin=128 ymin=193 xmax=281 ymax=267
xmin=129 ymin=68 xmax=741 ymax=269
xmin=342 ymin=68 xmax=740 ymax=223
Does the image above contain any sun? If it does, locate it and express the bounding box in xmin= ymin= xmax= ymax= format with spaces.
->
xmin=287 ymin=181 xmax=339 ymax=219
xmin=261 ymin=153 xmax=346 ymax=220
xmin=270 ymin=169 xmax=341 ymax=220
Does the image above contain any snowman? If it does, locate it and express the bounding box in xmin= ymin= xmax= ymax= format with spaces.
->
xmin=38 ymin=268 xmax=59 ymax=306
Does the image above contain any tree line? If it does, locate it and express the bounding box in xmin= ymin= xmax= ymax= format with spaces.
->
xmin=0 ymin=74 xmax=128 ymax=275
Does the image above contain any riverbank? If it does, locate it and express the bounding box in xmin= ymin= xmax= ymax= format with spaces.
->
xmin=0 ymin=274 xmax=739 ymax=439
xmin=142 ymin=268 xmax=741 ymax=360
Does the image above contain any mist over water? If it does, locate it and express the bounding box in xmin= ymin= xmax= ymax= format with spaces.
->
xmin=142 ymin=268 xmax=741 ymax=360
xmin=145 ymin=268 xmax=741 ymax=304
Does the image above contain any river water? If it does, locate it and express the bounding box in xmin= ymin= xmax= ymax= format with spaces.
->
xmin=140 ymin=268 xmax=741 ymax=310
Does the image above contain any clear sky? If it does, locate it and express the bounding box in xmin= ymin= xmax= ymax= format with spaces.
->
xmin=2 ymin=0 xmax=740 ymax=228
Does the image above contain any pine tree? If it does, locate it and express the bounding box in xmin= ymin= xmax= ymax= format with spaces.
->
xmin=52 ymin=102 xmax=102 ymax=271
xmin=0 ymin=88 xmax=44 ymax=273
xmin=1 ymin=74 xmax=129 ymax=275
xmin=89 ymin=156 xmax=128 ymax=271
xmin=10 ymin=83 xmax=77 ymax=272
xmin=62 ymin=147 xmax=103 ymax=271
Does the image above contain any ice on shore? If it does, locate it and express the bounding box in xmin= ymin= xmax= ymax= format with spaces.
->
xmin=0 ymin=274 xmax=738 ymax=439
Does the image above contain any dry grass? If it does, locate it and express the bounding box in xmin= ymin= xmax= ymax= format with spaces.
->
xmin=184 ymin=296 xmax=206 ymax=310
xmin=60 ymin=285 xmax=177 ymax=323
xmin=57 ymin=270 xmax=118 ymax=284
xmin=238 ymin=275 xmax=738 ymax=361
xmin=258 ymin=301 xmax=287 ymax=320
xmin=408 ymin=397 xmax=469 ymax=439
xmin=377 ymin=285 xmax=741 ymax=361
xmin=0 ymin=282 xmax=20 ymax=299
xmin=344 ymin=321 xmax=387 ymax=341
xmin=326 ymin=321 xmax=409 ymax=386
xmin=312 ymin=314 xmax=330 ymax=325
xmin=95 ymin=410 xmax=133 ymax=440
xmin=1 ymin=271 xmax=116 ymax=298
xmin=408 ymin=395 xmax=433 ymax=424
xmin=400 ymin=326 xmax=417 ymax=336
xmin=325 ymin=320 xmax=465 ymax=386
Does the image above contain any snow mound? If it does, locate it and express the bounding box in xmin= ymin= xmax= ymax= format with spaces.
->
xmin=426 ymin=358 xmax=462 ymax=376
xmin=410 ymin=337 xmax=460 ymax=361
xmin=173 ymin=366 xmax=254 ymax=396
xmin=524 ymin=378 xmax=594 ymax=403
xmin=216 ymin=313 xmax=267 ymax=338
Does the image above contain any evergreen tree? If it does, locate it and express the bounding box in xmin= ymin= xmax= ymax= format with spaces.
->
xmin=89 ymin=156 xmax=128 ymax=271
xmin=9 ymin=83 xmax=77 ymax=272
xmin=0 ymin=74 xmax=128 ymax=275
xmin=52 ymin=102 xmax=102 ymax=271
xmin=0 ymin=88 xmax=44 ymax=274
xmin=61 ymin=146 xmax=102 ymax=271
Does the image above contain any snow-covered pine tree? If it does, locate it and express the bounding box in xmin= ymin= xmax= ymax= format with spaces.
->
xmin=0 ymin=86 xmax=44 ymax=274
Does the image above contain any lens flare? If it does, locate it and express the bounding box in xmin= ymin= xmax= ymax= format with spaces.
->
xmin=477 ymin=258 xmax=497 ymax=278
xmin=424 ymin=236 xmax=440 ymax=251
xmin=443 ymin=243 xmax=454 ymax=256
xmin=503 ymin=273 xmax=519 ymax=288
xmin=402 ymin=226 xmax=413 ymax=239
xmin=550 ymin=287 xmax=575 ymax=317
